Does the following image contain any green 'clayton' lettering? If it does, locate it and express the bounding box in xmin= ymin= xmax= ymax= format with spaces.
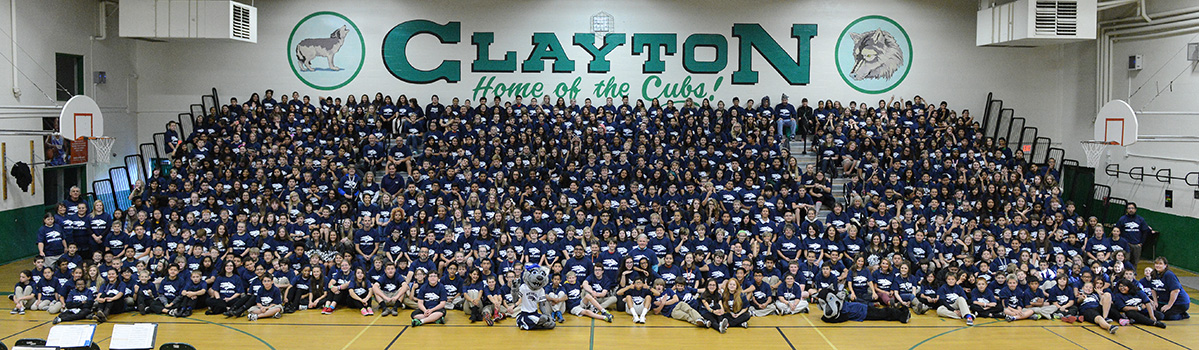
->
xmin=631 ymin=34 xmax=677 ymax=73
xmin=522 ymin=33 xmax=575 ymax=73
xmin=472 ymin=32 xmax=517 ymax=72
xmin=382 ymin=20 xmax=461 ymax=83
xmin=573 ymin=33 xmax=626 ymax=73
xmin=731 ymin=23 xmax=817 ymax=85
xmin=682 ymin=34 xmax=728 ymax=74
xmin=378 ymin=20 xmax=819 ymax=85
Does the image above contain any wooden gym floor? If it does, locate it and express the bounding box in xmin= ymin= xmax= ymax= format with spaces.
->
xmin=2 ymin=258 xmax=1196 ymax=350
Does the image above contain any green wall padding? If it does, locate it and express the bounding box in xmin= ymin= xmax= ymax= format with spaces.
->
xmin=0 ymin=205 xmax=46 ymax=265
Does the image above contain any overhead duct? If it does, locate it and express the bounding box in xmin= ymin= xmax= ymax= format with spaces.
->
xmin=119 ymin=0 xmax=257 ymax=43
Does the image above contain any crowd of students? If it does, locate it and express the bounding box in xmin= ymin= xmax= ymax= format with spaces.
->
xmin=13 ymin=90 xmax=1191 ymax=334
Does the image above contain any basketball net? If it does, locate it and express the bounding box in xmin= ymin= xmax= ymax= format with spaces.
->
xmin=83 ymin=136 xmax=116 ymax=165
xmin=1080 ymin=140 xmax=1115 ymax=168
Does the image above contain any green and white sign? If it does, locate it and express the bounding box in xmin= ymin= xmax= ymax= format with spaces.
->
xmin=288 ymin=12 xmax=365 ymax=90
xmin=835 ymin=15 xmax=912 ymax=94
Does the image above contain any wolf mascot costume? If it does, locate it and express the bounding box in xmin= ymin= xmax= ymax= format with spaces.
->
xmin=816 ymin=288 xmax=910 ymax=323
xmin=517 ymin=264 xmax=557 ymax=330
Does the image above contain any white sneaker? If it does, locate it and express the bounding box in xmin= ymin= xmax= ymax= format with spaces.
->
xmin=299 ymin=305 xmax=307 ymax=311
xmin=248 ymin=313 xmax=258 ymax=321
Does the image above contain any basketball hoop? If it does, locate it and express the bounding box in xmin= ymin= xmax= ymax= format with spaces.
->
xmin=82 ymin=136 xmax=116 ymax=165
xmin=1080 ymin=140 xmax=1116 ymax=168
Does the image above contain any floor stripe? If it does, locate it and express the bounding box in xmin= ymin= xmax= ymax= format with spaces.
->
xmin=801 ymin=312 xmax=840 ymax=350
xmin=182 ymin=316 xmax=276 ymax=350
xmin=338 ymin=313 xmax=382 ymax=350
xmin=382 ymin=326 xmax=408 ymax=350
xmin=1080 ymin=325 xmax=1132 ymax=350
xmin=0 ymin=320 xmax=50 ymax=341
xmin=588 ymin=319 xmax=596 ymax=350
xmin=1041 ymin=326 xmax=1087 ymax=350
xmin=907 ymin=319 xmax=1001 ymax=350
xmin=1134 ymin=325 xmax=1193 ymax=350
xmin=776 ymin=327 xmax=797 ymax=350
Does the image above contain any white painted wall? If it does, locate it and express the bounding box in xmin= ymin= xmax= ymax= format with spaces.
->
xmin=132 ymin=0 xmax=1096 ymax=149
xmin=1094 ymin=18 xmax=1199 ymax=217
xmin=0 ymin=0 xmax=138 ymax=212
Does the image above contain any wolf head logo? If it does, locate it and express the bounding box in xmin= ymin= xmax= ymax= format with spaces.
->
xmin=849 ymin=29 xmax=904 ymax=80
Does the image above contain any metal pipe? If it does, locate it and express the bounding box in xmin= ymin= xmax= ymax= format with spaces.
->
xmin=1098 ymin=0 xmax=1137 ymax=11
xmin=1106 ymin=11 xmax=1199 ymax=31
xmin=1136 ymin=111 xmax=1199 ymax=115
xmin=1125 ymin=152 xmax=1199 ymax=163
xmin=0 ymin=105 xmax=60 ymax=109
xmin=10 ymin=0 xmax=17 ymax=99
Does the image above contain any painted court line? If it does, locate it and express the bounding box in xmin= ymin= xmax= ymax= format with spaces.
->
xmin=776 ymin=327 xmax=797 ymax=350
xmin=1080 ymin=325 xmax=1132 ymax=350
xmin=908 ymin=319 xmax=1001 ymax=350
xmin=0 ymin=320 xmax=51 ymax=341
xmin=382 ymin=326 xmax=408 ymax=350
xmin=339 ymin=314 xmax=383 ymax=350
xmin=1134 ymin=325 xmax=1193 ymax=350
xmin=1041 ymin=326 xmax=1087 ymax=350
xmin=588 ymin=319 xmax=596 ymax=350
xmin=183 ymin=316 xmax=277 ymax=350
xmin=801 ymin=313 xmax=840 ymax=350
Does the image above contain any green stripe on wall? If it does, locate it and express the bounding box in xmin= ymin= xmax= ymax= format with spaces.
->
xmin=0 ymin=205 xmax=43 ymax=265
xmin=1136 ymin=208 xmax=1199 ymax=272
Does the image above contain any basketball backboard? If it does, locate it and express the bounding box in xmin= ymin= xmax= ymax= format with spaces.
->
xmin=1095 ymin=100 xmax=1137 ymax=146
xmin=58 ymin=95 xmax=104 ymax=140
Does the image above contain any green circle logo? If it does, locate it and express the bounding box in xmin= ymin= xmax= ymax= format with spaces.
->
xmin=287 ymin=12 xmax=364 ymax=91
xmin=835 ymin=16 xmax=912 ymax=94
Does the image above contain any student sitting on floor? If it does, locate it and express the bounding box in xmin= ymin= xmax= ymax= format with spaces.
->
xmin=412 ymin=271 xmax=447 ymax=326
xmin=52 ymin=279 xmax=94 ymax=324
xmin=650 ymin=278 xmax=707 ymax=328
xmin=247 ymin=275 xmax=283 ymax=321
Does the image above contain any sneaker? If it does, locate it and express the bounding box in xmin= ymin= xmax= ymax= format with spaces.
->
xmin=321 ymin=307 xmax=331 ymax=315
xmin=632 ymin=315 xmax=638 ymax=323
xmin=1108 ymin=325 xmax=1119 ymax=334
xmin=604 ymin=313 xmax=613 ymax=323
xmin=1062 ymin=315 xmax=1077 ymax=324
xmin=18 ymin=309 xmax=26 ymax=315
xmin=366 ymin=307 xmax=374 ymax=316
xmin=741 ymin=320 xmax=750 ymax=328
xmin=412 ymin=318 xmax=422 ymax=327
xmin=718 ymin=318 xmax=729 ymax=334
xmin=1118 ymin=318 xmax=1129 ymax=326
xmin=1031 ymin=314 xmax=1042 ymax=321
xmin=485 ymin=311 xmax=494 ymax=326
xmin=1005 ymin=314 xmax=1016 ymax=322
xmin=1154 ymin=321 xmax=1167 ymax=329
xmin=52 ymin=317 xmax=62 ymax=325
xmin=800 ymin=306 xmax=809 ymax=314
xmin=10 ymin=308 xmax=17 ymax=314
xmin=299 ymin=305 xmax=308 ymax=311
xmin=436 ymin=317 xmax=444 ymax=324
xmin=361 ymin=308 xmax=368 ymax=316
xmin=900 ymin=310 xmax=911 ymax=324
xmin=966 ymin=314 xmax=975 ymax=326
xmin=273 ymin=311 xmax=283 ymax=319
xmin=249 ymin=313 xmax=259 ymax=321
xmin=1052 ymin=313 xmax=1062 ymax=320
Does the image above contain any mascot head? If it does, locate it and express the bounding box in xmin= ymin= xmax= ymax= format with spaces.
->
xmin=523 ymin=264 xmax=550 ymax=290
xmin=816 ymin=288 xmax=845 ymax=319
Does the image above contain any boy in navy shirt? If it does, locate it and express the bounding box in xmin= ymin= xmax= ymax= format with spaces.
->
xmin=248 ymin=276 xmax=283 ymax=321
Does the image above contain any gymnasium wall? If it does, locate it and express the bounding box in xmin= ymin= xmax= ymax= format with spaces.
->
xmin=132 ymin=0 xmax=1096 ymax=149
xmin=0 ymin=0 xmax=139 ymax=263
xmin=1091 ymin=3 xmax=1199 ymax=270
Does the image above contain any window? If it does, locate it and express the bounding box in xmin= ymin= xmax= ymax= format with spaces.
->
xmin=55 ymin=53 xmax=83 ymax=101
